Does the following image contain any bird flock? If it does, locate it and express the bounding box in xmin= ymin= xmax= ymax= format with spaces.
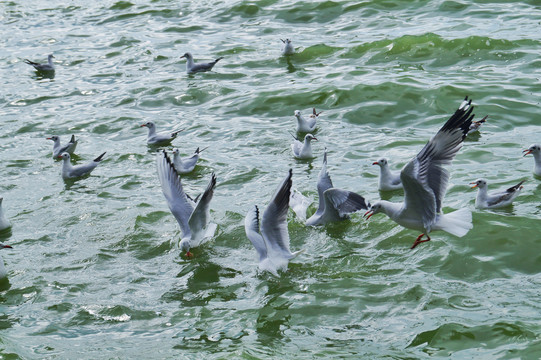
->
xmin=3 ymin=43 xmax=538 ymax=278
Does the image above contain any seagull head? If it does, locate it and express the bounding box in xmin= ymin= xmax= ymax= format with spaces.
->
xmin=140 ymin=121 xmax=155 ymax=129
xmin=364 ymin=202 xmax=382 ymax=220
xmin=304 ymin=134 xmax=317 ymax=142
xmin=180 ymin=239 xmax=192 ymax=257
xmin=172 ymin=149 xmax=180 ymax=156
xmin=58 ymin=152 xmax=71 ymax=161
xmin=180 ymin=52 xmax=193 ymax=60
xmin=523 ymin=144 xmax=540 ymax=157
xmin=47 ymin=135 xmax=59 ymax=142
xmin=281 ymin=39 xmax=291 ymax=45
xmin=372 ymin=158 xmax=388 ymax=167
xmin=294 ymin=110 xmax=301 ymax=118
xmin=470 ymin=179 xmax=487 ymax=189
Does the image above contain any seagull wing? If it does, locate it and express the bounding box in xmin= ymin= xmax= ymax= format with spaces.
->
xmin=188 ymin=173 xmax=216 ymax=243
xmin=315 ymin=149 xmax=334 ymax=215
xmin=401 ymin=97 xmax=474 ymax=230
xmin=260 ymin=169 xmax=295 ymax=259
xmin=323 ymin=189 xmax=370 ymax=218
xmin=156 ymin=150 xmax=194 ymax=238
xmin=245 ymin=205 xmax=268 ymax=261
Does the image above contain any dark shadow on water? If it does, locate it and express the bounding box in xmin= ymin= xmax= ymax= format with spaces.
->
xmin=32 ymin=70 xmax=55 ymax=80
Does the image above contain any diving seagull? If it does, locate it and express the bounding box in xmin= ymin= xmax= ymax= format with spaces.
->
xmin=141 ymin=121 xmax=183 ymax=145
xmin=47 ymin=135 xmax=77 ymax=159
xmin=59 ymin=152 xmax=106 ymax=180
xmin=291 ymin=133 xmax=317 ymax=159
xmin=289 ymin=149 xmax=370 ymax=226
xmin=0 ymin=244 xmax=13 ymax=280
xmin=245 ymin=169 xmax=301 ymax=276
xmin=281 ymin=39 xmax=295 ymax=55
xmin=156 ymin=150 xmax=217 ymax=257
xmin=470 ymin=179 xmax=525 ymax=209
xmin=294 ymin=108 xmax=321 ymax=133
xmin=172 ymin=147 xmax=207 ymax=174
xmin=180 ymin=52 xmax=223 ymax=74
xmin=0 ymin=198 xmax=11 ymax=231
xmin=24 ymin=54 xmax=55 ymax=72
xmin=467 ymin=115 xmax=488 ymax=135
xmin=523 ymin=144 xmax=541 ymax=176
xmin=364 ymin=96 xmax=475 ymax=249
xmin=372 ymin=157 xmax=403 ymax=191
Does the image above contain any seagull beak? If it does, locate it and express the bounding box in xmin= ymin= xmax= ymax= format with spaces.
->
xmin=372 ymin=161 xmax=378 ymax=165
xmin=186 ymin=251 xmax=193 ymax=258
xmin=470 ymin=182 xmax=478 ymax=188
xmin=364 ymin=210 xmax=374 ymax=219
xmin=46 ymin=137 xmax=52 ymax=140
xmin=313 ymin=137 xmax=318 ymax=141
xmin=140 ymin=124 xmax=147 ymax=127
xmin=523 ymin=149 xmax=532 ymax=157
xmin=2 ymin=245 xmax=12 ymax=249
xmin=180 ymin=54 xmax=186 ymax=59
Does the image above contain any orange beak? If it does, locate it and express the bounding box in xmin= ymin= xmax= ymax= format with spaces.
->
xmin=140 ymin=124 xmax=147 ymax=127
xmin=523 ymin=149 xmax=532 ymax=157
xmin=364 ymin=210 xmax=374 ymax=219
xmin=372 ymin=162 xmax=378 ymax=165
xmin=470 ymin=182 xmax=478 ymax=188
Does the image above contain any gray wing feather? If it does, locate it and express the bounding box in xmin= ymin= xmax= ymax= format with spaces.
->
xmin=188 ymin=173 xmax=216 ymax=241
xmin=315 ymin=149 xmax=333 ymax=216
xmin=260 ymin=169 xmax=294 ymax=259
xmin=245 ymin=205 xmax=268 ymax=262
xmin=324 ymin=189 xmax=370 ymax=218
xmin=156 ymin=150 xmax=194 ymax=237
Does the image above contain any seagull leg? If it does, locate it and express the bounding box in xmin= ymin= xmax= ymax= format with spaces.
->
xmin=186 ymin=251 xmax=193 ymax=258
xmin=411 ymin=233 xmax=431 ymax=249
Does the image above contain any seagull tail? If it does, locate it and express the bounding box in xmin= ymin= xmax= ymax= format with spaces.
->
xmin=214 ymin=57 xmax=224 ymax=63
xmin=437 ymin=208 xmax=473 ymax=238
xmin=94 ymin=152 xmax=106 ymax=162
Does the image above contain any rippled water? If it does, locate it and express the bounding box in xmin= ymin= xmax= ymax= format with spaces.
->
xmin=1 ymin=0 xmax=541 ymax=358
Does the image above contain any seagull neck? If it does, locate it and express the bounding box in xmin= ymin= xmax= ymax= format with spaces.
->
xmin=186 ymin=57 xmax=195 ymax=68
xmin=48 ymin=57 xmax=54 ymax=66
xmin=475 ymin=186 xmax=488 ymax=202
xmin=379 ymin=200 xmax=402 ymax=218
xmin=174 ymin=152 xmax=183 ymax=165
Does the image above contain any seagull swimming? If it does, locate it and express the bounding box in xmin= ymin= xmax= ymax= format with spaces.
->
xmin=523 ymin=144 xmax=541 ymax=176
xmin=47 ymin=135 xmax=77 ymax=159
xmin=364 ymin=96 xmax=475 ymax=249
xmin=0 ymin=244 xmax=13 ymax=279
xmin=24 ymin=54 xmax=55 ymax=72
xmin=59 ymin=152 xmax=106 ymax=180
xmin=141 ymin=121 xmax=183 ymax=145
xmin=281 ymin=39 xmax=295 ymax=55
xmin=290 ymin=149 xmax=370 ymax=226
xmin=470 ymin=179 xmax=525 ymax=209
xmin=172 ymin=147 xmax=207 ymax=174
xmin=245 ymin=169 xmax=301 ymax=276
xmin=294 ymin=108 xmax=321 ymax=133
xmin=291 ymin=133 xmax=317 ymax=159
xmin=180 ymin=52 xmax=223 ymax=74
xmin=373 ymin=158 xmax=403 ymax=191
xmin=0 ymin=198 xmax=11 ymax=231
xmin=156 ymin=150 xmax=216 ymax=257
xmin=467 ymin=115 xmax=488 ymax=135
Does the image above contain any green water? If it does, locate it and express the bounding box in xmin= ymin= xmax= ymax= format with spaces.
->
xmin=1 ymin=0 xmax=541 ymax=358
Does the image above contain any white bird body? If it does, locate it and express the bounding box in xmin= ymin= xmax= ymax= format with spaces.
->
xmin=180 ymin=52 xmax=223 ymax=74
xmin=291 ymin=134 xmax=317 ymax=159
xmin=281 ymin=39 xmax=295 ymax=55
xmin=294 ymin=109 xmax=320 ymax=133
xmin=373 ymin=158 xmax=402 ymax=191
xmin=141 ymin=121 xmax=183 ymax=145
xmin=0 ymin=244 xmax=13 ymax=279
xmin=24 ymin=54 xmax=55 ymax=72
xmin=471 ymin=179 xmax=525 ymax=209
xmin=172 ymin=147 xmax=206 ymax=174
xmin=48 ymin=135 xmax=77 ymax=159
xmin=523 ymin=144 xmax=541 ymax=176
xmin=0 ymin=198 xmax=11 ymax=231
xmin=365 ymin=97 xmax=475 ymax=249
xmin=290 ymin=150 xmax=370 ymax=226
xmin=245 ymin=169 xmax=301 ymax=276
xmin=60 ymin=152 xmax=106 ymax=179
xmin=156 ymin=150 xmax=216 ymax=257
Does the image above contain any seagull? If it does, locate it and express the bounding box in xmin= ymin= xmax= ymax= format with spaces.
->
xmin=290 ymin=149 xmax=370 ymax=226
xmin=372 ymin=158 xmax=403 ymax=191
xmin=24 ymin=54 xmax=55 ymax=72
xmin=140 ymin=121 xmax=183 ymax=145
xmin=291 ymin=133 xmax=317 ymax=159
xmin=59 ymin=152 xmax=106 ymax=180
xmin=294 ymin=108 xmax=321 ymax=133
xmin=281 ymin=39 xmax=295 ymax=55
xmin=364 ymin=96 xmax=475 ymax=249
xmin=0 ymin=244 xmax=13 ymax=279
xmin=523 ymin=144 xmax=541 ymax=176
xmin=172 ymin=147 xmax=207 ymax=174
xmin=467 ymin=115 xmax=488 ymax=135
xmin=47 ymin=135 xmax=77 ymax=159
xmin=180 ymin=52 xmax=224 ymax=74
xmin=0 ymin=198 xmax=11 ymax=231
xmin=156 ymin=150 xmax=217 ymax=257
xmin=245 ymin=169 xmax=301 ymax=276
xmin=470 ymin=179 xmax=525 ymax=209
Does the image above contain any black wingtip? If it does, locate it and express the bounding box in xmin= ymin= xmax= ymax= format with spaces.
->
xmin=94 ymin=152 xmax=106 ymax=162
xmin=507 ymin=180 xmax=526 ymax=192
xmin=70 ymin=134 xmax=76 ymax=143
xmin=440 ymin=97 xmax=475 ymax=138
